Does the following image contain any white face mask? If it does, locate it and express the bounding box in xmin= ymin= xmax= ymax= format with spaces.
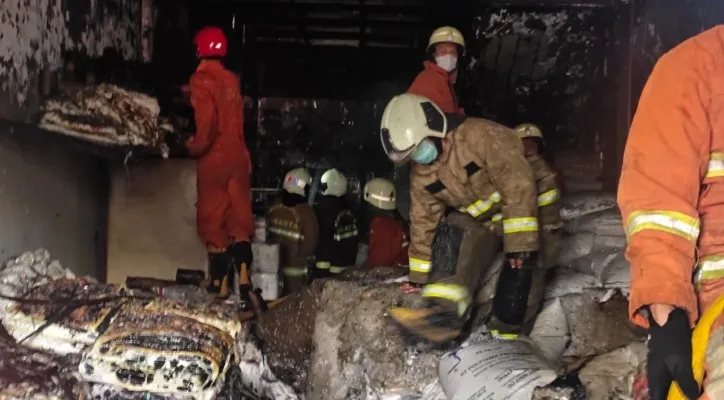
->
xmin=435 ymin=54 xmax=458 ymax=72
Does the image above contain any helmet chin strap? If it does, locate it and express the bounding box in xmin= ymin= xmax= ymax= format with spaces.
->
xmin=445 ymin=113 xmax=466 ymax=133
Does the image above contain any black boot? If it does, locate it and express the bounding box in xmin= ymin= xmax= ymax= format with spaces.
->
xmin=229 ymin=241 xmax=267 ymax=317
xmin=207 ymin=251 xmax=233 ymax=297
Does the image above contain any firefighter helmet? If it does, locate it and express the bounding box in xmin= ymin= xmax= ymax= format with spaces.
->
xmin=427 ymin=26 xmax=465 ymax=50
xmin=320 ymin=168 xmax=348 ymax=197
xmin=514 ymin=123 xmax=543 ymax=140
xmin=283 ymin=168 xmax=311 ymax=197
xmin=364 ymin=178 xmax=396 ymax=211
xmin=194 ymin=26 xmax=227 ymax=58
xmin=380 ymin=94 xmax=448 ymax=165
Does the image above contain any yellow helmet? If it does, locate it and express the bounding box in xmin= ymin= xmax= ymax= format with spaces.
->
xmin=427 ymin=26 xmax=465 ymax=50
xmin=514 ymin=123 xmax=543 ymax=140
xmin=320 ymin=168 xmax=348 ymax=197
xmin=282 ymin=167 xmax=311 ymax=197
xmin=364 ymin=178 xmax=396 ymax=211
xmin=380 ymin=93 xmax=447 ymax=165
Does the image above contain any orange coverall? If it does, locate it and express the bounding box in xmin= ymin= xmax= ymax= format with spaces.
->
xmin=366 ymin=215 xmax=409 ymax=267
xmin=407 ymin=61 xmax=464 ymax=115
xmin=186 ymin=59 xmax=254 ymax=249
xmin=618 ymin=26 xmax=724 ymax=399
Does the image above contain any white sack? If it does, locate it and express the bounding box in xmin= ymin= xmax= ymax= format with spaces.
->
xmin=251 ymin=273 xmax=281 ymax=301
xmin=438 ymin=328 xmax=557 ymax=400
xmin=563 ymin=209 xmax=624 ymax=237
xmin=251 ymin=243 xmax=280 ymax=274
xmin=559 ymin=192 xmax=617 ymax=222
xmin=544 ymin=268 xmax=601 ymax=300
xmin=578 ymin=341 xmax=647 ymax=400
xmin=529 ymin=298 xmax=570 ymax=366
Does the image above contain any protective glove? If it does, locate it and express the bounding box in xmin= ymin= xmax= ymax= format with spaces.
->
xmin=647 ymin=307 xmax=699 ymax=400
xmin=505 ymin=251 xmax=537 ymax=269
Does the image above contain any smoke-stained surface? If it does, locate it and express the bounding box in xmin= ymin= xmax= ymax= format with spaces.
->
xmin=0 ymin=0 xmax=142 ymax=121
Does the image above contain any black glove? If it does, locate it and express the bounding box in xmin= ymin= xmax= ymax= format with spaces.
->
xmin=505 ymin=251 xmax=538 ymax=268
xmin=647 ymin=308 xmax=699 ymax=400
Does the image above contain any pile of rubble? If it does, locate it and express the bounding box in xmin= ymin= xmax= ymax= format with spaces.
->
xmin=38 ymin=84 xmax=172 ymax=156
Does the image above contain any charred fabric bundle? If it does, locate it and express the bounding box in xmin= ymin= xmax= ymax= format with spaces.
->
xmin=39 ymin=84 xmax=172 ymax=156
xmin=0 ymin=250 xmax=241 ymax=400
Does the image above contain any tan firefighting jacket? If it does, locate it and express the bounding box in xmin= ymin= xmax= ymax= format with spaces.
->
xmin=267 ymin=203 xmax=319 ymax=277
xmin=527 ymin=154 xmax=562 ymax=227
xmin=408 ymin=118 xmax=539 ymax=283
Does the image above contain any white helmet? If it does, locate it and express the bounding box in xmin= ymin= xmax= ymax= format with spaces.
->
xmin=428 ymin=26 xmax=465 ymax=51
xmin=364 ymin=178 xmax=396 ymax=211
xmin=514 ymin=123 xmax=543 ymax=140
xmin=380 ymin=94 xmax=447 ymax=165
xmin=282 ymin=167 xmax=311 ymax=196
xmin=320 ymin=168 xmax=348 ymax=197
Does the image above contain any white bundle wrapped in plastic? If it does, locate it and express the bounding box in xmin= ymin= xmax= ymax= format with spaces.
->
xmin=559 ymin=192 xmax=618 ymax=222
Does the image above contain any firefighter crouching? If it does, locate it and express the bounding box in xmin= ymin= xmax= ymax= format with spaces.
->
xmin=362 ymin=177 xmax=409 ymax=268
xmin=313 ymin=168 xmax=359 ymax=278
xmin=381 ymin=93 xmax=539 ymax=343
xmin=267 ymin=168 xmax=319 ymax=295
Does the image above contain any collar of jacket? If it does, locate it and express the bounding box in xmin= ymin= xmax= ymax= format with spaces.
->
xmin=412 ymin=123 xmax=461 ymax=174
xmin=197 ymin=59 xmax=224 ymax=73
xmin=422 ymin=60 xmax=451 ymax=81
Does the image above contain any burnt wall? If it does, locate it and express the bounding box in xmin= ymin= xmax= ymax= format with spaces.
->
xmin=0 ymin=0 xmax=142 ymax=122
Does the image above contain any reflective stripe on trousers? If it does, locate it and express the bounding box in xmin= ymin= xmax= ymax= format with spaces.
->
xmin=503 ymin=217 xmax=538 ymax=234
xmin=421 ymin=283 xmax=470 ymax=317
xmin=625 ymin=211 xmax=699 ymax=242
xmin=462 ymin=192 xmax=502 ymax=218
xmin=316 ymin=261 xmax=331 ymax=270
xmin=696 ymin=256 xmax=724 ymax=283
xmin=334 ymin=230 xmax=359 ymax=241
xmin=537 ymin=189 xmax=560 ymax=207
xmin=283 ymin=266 xmax=307 ymax=276
xmin=409 ymin=257 xmax=431 ymax=274
xmin=269 ymin=227 xmax=304 ymax=240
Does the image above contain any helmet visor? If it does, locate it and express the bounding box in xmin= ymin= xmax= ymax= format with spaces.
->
xmin=381 ymin=127 xmax=417 ymax=165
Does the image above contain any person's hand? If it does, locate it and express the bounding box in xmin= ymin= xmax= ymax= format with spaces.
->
xmin=401 ymin=281 xmax=423 ymax=294
xmin=646 ymin=306 xmax=699 ymax=400
xmin=505 ymin=251 xmax=534 ymax=269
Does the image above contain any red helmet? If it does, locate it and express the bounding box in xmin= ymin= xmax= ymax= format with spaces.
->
xmin=194 ymin=26 xmax=227 ymax=58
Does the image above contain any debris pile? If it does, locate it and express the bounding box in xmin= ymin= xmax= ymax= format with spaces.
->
xmin=39 ymin=84 xmax=171 ymax=156
xmin=0 ymin=249 xmax=241 ymax=400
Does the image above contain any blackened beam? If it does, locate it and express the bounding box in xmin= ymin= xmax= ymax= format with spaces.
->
xmin=247 ymin=28 xmax=417 ymax=45
xmin=483 ymin=0 xmax=614 ymax=8
xmin=204 ymin=1 xmax=424 ymax=15
xmin=234 ymin=17 xmax=422 ymax=28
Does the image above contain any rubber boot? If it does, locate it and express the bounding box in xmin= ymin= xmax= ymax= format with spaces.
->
xmin=207 ymin=250 xmax=233 ymax=298
xmin=387 ymin=306 xmax=466 ymax=343
xmin=228 ymin=241 xmax=267 ymax=317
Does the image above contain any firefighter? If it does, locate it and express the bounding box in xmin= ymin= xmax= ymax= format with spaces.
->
xmin=381 ymin=93 xmax=539 ymax=342
xmin=407 ymin=26 xmax=465 ymax=115
xmin=618 ymin=26 xmax=724 ymax=400
xmin=312 ymin=168 xmax=359 ymax=278
xmin=267 ymin=168 xmax=319 ymax=294
xmin=182 ymin=26 xmax=256 ymax=304
xmin=514 ymin=123 xmax=563 ymax=267
xmin=362 ymin=177 xmax=409 ymax=268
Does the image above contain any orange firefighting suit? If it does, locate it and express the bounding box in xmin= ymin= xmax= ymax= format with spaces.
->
xmin=617 ymin=26 xmax=724 ymax=399
xmin=407 ymin=61 xmax=464 ymax=115
xmin=186 ymin=59 xmax=254 ymax=249
xmin=366 ymin=214 xmax=409 ymax=267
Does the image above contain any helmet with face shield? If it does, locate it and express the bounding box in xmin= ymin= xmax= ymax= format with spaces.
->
xmin=379 ymin=94 xmax=448 ymax=165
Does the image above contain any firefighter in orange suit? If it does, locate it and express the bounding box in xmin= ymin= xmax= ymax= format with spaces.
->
xmin=362 ymin=178 xmax=409 ymax=268
xmin=267 ymin=168 xmax=319 ymax=294
xmin=184 ymin=26 xmax=256 ymax=301
xmin=407 ymin=26 xmax=465 ymax=115
xmin=618 ymin=26 xmax=724 ymax=400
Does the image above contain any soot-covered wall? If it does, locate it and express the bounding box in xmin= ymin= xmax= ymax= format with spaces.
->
xmin=0 ymin=0 xmax=142 ymax=121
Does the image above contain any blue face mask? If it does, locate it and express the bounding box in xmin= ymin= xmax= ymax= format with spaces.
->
xmin=412 ymin=139 xmax=439 ymax=165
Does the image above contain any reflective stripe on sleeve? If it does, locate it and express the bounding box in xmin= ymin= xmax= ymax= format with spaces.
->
xmin=503 ymin=217 xmax=539 ymax=234
xmin=421 ymin=283 xmax=471 ymax=317
xmin=537 ymin=189 xmax=560 ymax=207
xmin=330 ymin=266 xmax=348 ymax=274
xmin=625 ymin=211 xmax=699 ymax=242
xmin=706 ymin=152 xmax=724 ymax=178
xmin=409 ymin=258 xmax=431 ymax=274
xmin=491 ymin=213 xmax=503 ymax=222
xmin=696 ymin=256 xmax=724 ymax=283
xmin=465 ymin=192 xmax=502 ymax=218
